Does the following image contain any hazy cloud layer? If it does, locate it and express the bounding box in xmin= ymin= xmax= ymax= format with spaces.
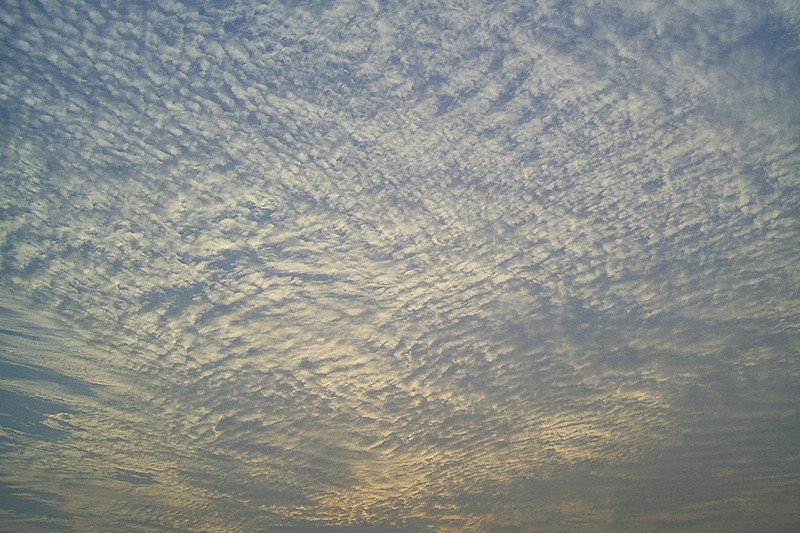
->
xmin=1 ymin=0 xmax=799 ymax=531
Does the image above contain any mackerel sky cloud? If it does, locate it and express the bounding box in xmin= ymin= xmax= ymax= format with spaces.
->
xmin=1 ymin=0 xmax=799 ymax=531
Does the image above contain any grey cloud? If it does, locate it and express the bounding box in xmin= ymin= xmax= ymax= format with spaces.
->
xmin=1 ymin=0 xmax=799 ymax=531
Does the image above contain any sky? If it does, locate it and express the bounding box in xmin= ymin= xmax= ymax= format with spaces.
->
xmin=1 ymin=0 xmax=800 ymax=531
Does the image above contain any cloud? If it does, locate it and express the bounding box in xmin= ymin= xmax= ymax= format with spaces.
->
xmin=1 ymin=0 xmax=799 ymax=531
